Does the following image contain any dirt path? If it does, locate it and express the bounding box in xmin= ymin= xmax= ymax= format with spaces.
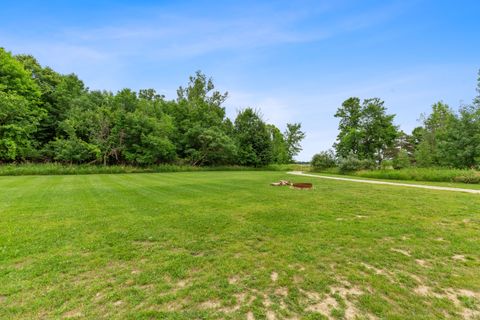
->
xmin=287 ymin=171 xmax=480 ymax=194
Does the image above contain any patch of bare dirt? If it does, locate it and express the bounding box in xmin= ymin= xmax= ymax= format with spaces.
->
xmin=166 ymin=300 xmax=183 ymax=311
xmin=415 ymin=259 xmax=429 ymax=267
xmin=220 ymin=292 xmax=247 ymax=313
xmin=266 ymin=310 xmax=276 ymax=320
xmin=229 ymin=275 xmax=239 ymax=285
xmin=331 ymin=284 xmax=364 ymax=320
xmin=176 ymin=279 xmax=189 ymax=288
xmin=287 ymin=263 xmax=305 ymax=271
xmin=391 ymin=248 xmax=411 ymax=257
xmin=139 ymin=283 xmax=155 ymax=292
xmin=219 ymin=292 xmax=255 ymax=313
xmin=362 ymin=263 xmax=387 ymax=276
xmin=234 ymin=292 xmax=248 ymax=303
xmin=412 ymin=285 xmax=480 ymax=319
xmin=361 ymin=263 xmax=396 ymax=283
xmin=414 ymin=285 xmax=431 ymax=296
xmin=457 ymin=289 xmax=478 ymax=298
xmin=331 ymin=285 xmax=363 ymax=297
xmin=261 ymin=294 xmax=277 ymax=320
xmin=93 ymin=291 xmax=104 ymax=303
xmin=452 ymin=254 xmax=467 ymax=262
xmin=300 ymin=280 xmax=370 ymax=320
xmin=305 ymin=293 xmax=338 ymax=315
xmin=63 ymin=309 xmax=83 ymax=318
xmin=113 ymin=300 xmax=123 ymax=307
xmin=275 ymin=287 xmax=288 ymax=297
xmin=462 ymin=308 xmax=480 ymax=319
xmin=247 ymin=311 xmax=255 ymax=320
xmin=271 ymin=272 xmax=278 ymax=282
xmin=263 ymin=294 xmax=273 ymax=308
xmin=409 ymin=274 xmax=424 ymax=284
xmin=343 ymin=301 xmax=361 ymax=320
xmin=445 ymin=288 xmax=480 ymax=319
xmin=200 ymin=300 xmax=221 ymax=309
xmin=293 ymin=275 xmax=303 ymax=284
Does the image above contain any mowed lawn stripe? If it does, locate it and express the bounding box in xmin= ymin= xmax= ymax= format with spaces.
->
xmin=0 ymin=175 xmax=51 ymax=213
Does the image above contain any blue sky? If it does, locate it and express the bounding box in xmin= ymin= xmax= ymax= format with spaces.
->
xmin=1 ymin=0 xmax=479 ymax=161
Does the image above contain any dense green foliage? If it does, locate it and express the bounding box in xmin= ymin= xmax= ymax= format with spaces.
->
xmin=0 ymin=50 xmax=44 ymax=160
xmin=234 ymin=108 xmax=273 ymax=166
xmin=0 ymin=163 xmax=306 ymax=176
xmin=2 ymin=172 xmax=479 ymax=319
xmin=310 ymin=150 xmax=336 ymax=171
xmin=0 ymin=48 xmax=305 ymax=166
xmin=338 ymin=152 xmax=375 ymax=173
xmin=393 ymin=149 xmax=410 ymax=169
xmin=334 ymin=97 xmax=397 ymax=162
xmin=397 ymin=95 xmax=480 ymax=169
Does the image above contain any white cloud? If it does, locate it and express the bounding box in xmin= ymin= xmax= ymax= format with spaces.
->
xmin=35 ymin=1 xmax=409 ymax=62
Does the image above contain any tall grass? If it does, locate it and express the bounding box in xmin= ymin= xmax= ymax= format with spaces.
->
xmin=0 ymin=163 xmax=308 ymax=176
xmin=343 ymin=167 xmax=480 ymax=184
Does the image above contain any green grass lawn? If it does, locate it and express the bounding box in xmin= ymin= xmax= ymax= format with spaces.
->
xmin=1 ymin=172 xmax=479 ymax=319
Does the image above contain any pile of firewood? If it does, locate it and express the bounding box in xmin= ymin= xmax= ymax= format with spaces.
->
xmin=270 ymin=180 xmax=292 ymax=186
xmin=270 ymin=180 xmax=313 ymax=189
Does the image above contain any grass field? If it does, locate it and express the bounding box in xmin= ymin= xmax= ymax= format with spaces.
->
xmin=1 ymin=172 xmax=479 ymax=319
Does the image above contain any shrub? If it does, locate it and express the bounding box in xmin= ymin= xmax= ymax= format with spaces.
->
xmin=393 ymin=149 xmax=411 ymax=169
xmin=51 ymin=139 xmax=100 ymax=164
xmin=311 ymin=150 xmax=336 ymax=171
xmin=360 ymin=158 xmax=376 ymax=170
xmin=453 ymin=171 xmax=480 ymax=184
xmin=338 ymin=153 xmax=377 ymax=173
xmin=338 ymin=153 xmax=362 ymax=172
xmin=380 ymin=160 xmax=394 ymax=170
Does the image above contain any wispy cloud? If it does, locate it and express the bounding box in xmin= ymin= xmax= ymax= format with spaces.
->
xmin=2 ymin=0 xmax=409 ymax=74
xmin=46 ymin=1 xmax=408 ymax=60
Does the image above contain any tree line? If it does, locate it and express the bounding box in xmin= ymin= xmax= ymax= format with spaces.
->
xmin=313 ymin=70 xmax=480 ymax=171
xmin=0 ymin=48 xmax=305 ymax=166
